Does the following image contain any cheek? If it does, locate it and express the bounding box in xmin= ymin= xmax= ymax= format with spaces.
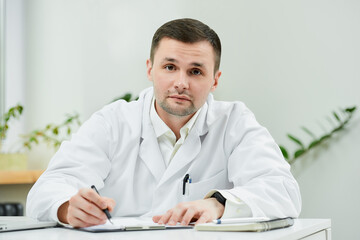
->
xmin=192 ymin=85 xmax=211 ymax=104
xmin=153 ymin=72 xmax=172 ymax=88
xmin=152 ymin=76 xmax=171 ymax=97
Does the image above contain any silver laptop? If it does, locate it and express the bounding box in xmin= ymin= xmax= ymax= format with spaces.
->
xmin=0 ymin=216 xmax=57 ymax=232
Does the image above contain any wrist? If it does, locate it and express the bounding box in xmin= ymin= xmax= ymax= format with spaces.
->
xmin=208 ymin=197 xmax=225 ymax=218
xmin=57 ymin=201 xmax=69 ymax=224
xmin=210 ymin=191 xmax=226 ymax=206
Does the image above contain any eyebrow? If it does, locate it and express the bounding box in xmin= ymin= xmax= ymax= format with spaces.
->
xmin=162 ymin=57 xmax=204 ymax=68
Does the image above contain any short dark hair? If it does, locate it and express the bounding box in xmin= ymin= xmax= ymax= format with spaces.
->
xmin=150 ymin=18 xmax=222 ymax=73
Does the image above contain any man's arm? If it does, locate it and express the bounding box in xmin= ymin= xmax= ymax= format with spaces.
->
xmin=26 ymin=111 xmax=113 ymax=222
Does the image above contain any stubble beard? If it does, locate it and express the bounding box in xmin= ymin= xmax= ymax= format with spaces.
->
xmin=158 ymin=98 xmax=197 ymax=117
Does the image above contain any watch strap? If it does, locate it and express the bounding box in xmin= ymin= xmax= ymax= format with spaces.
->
xmin=210 ymin=191 xmax=226 ymax=206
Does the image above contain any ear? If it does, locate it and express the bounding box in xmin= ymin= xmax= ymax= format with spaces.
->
xmin=146 ymin=59 xmax=153 ymax=82
xmin=210 ymin=70 xmax=221 ymax=92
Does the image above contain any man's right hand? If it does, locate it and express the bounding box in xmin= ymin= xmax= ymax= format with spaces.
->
xmin=57 ymin=188 xmax=116 ymax=228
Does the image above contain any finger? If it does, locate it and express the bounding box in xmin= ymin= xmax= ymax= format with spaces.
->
xmin=71 ymin=216 xmax=105 ymax=228
xmin=68 ymin=205 xmax=106 ymax=227
xmin=157 ymin=210 xmax=172 ymax=225
xmin=181 ymin=207 xmax=196 ymax=226
xmin=195 ymin=213 xmax=211 ymax=225
xmin=70 ymin=193 xmax=106 ymax=220
xmin=152 ymin=215 xmax=162 ymax=223
xmin=80 ymin=188 xmax=108 ymax=210
xmin=68 ymin=215 xmax=89 ymax=228
xmin=167 ymin=203 xmax=187 ymax=226
xmin=75 ymin=207 xmax=107 ymax=225
xmin=103 ymin=197 xmax=116 ymax=212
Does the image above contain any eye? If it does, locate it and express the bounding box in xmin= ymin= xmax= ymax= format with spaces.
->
xmin=190 ymin=69 xmax=202 ymax=76
xmin=165 ymin=65 xmax=176 ymax=71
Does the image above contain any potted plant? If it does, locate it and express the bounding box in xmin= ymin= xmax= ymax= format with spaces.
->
xmin=0 ymin=104 xmax=81 ymax=171
xmin=0 ymin=104 xmax=27 ymax=170
xmin=22 ymin=113 xmax=81 ymax=151
xmin=279 ymin=106 xmax=357 ymax=164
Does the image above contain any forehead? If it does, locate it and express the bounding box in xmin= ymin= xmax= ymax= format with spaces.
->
xmin=153 ymin=38 xmax=215 ymax=66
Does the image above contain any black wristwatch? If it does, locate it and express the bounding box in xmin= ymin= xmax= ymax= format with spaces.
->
xmin=210 ymin=192 xmax=226 ymax=206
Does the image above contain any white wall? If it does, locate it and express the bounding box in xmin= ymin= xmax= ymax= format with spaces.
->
xmin=0 ymin=0 xmax=26 ymax=153
xmin=2 ymin=0 xmax=360 ymax=238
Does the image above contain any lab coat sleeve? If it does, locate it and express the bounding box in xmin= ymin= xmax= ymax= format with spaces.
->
xmin=219 ymin=108 xmax=301 ymax=218
xmin=26 ymin=110 xmax=114 ymax=222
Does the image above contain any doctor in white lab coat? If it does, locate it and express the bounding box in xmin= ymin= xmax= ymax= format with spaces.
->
xmin=27 ymin=18 xmax=301 ymax=227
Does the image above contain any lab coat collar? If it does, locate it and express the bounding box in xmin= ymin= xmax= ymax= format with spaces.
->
xmin=138 ymin=87 xmax=219 ymax=186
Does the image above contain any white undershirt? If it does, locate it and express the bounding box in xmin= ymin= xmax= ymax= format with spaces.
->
xmin=150 ymin=97 xmax=202 ymax=167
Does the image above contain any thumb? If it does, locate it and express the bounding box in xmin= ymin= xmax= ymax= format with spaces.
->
xmin=103 ymin=197 xmax=116 ymax=212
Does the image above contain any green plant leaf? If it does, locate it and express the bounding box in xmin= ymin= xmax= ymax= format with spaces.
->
xmin=53 ymin=127 xmax=59 ymax=135
xmin=319 ymin=134 xmax=331 ymax=141
xmin=308 ymin=140 xmax=320 ymax=149
xmin=123 ymin=93 xmax=132 ymax=102
xmin=287 ymin=134 xmax=305 ymax=149
xmin=331 ymin=125 xmax=343 ymax=133
xmin=36 ymin=131 xmax=43 ymax=136
xmin=301 ymin=126 xmax=316 ymax=139
xmin=326 ymin=116 xmax=336 ymax=127
xmin=345 ymin=106 xmax=356 ymax=113
xmin=282 ymin=105 xmax=357 ymax=165
xmin=65 ymin=118 xmax=72 ymax=124
xmin=18 ymin=105 xmax=23 ymax=114
xmin=23 ymin=142 xmax=31 ymax=150
xmin=333 ymin=111 xmax=341 ymax=123
xmin=29 ymin=137 xmax=39 ymax=144
xmin=294 ymin=149 xmax=306 ymax=159
xmin=279 ymin=145 xmax=289 ymax=160
xmin=112 ymin=93 xmax=133 ymax=103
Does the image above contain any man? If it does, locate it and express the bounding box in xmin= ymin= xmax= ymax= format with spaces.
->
xmin=27 ymin=18 xmax=301 ymax=227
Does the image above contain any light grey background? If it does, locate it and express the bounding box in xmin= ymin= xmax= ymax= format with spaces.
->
xmin=1 ymin=0 xmax=359 ymax=239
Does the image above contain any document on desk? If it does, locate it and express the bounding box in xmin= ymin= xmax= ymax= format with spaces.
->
xmin=195 ymin=217 xmax=294 ymax=232
xmin=65 ymin=217 xmax=192 ymax=232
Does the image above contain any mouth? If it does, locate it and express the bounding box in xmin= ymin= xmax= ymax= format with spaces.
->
xmin=169 ymin=95 xmax=191 ymax=102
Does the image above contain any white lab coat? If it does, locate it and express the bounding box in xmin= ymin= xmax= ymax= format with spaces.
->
xmin=26 ymin=87 xmax=301 ymax=221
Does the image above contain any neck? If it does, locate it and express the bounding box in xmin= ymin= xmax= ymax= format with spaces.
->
xmin=155 ymin=103 xmax=195 ymax=140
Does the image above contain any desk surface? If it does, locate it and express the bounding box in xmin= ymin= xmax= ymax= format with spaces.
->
xmin=0 ymin=219 xmax=331 ymax=240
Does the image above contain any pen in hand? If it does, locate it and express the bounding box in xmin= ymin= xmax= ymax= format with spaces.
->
xmin=91 ymin=185 xmax=113 ymax=225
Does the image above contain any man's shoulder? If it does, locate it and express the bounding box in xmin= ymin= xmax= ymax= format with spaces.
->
xmin=203 ymin=98 xmax=255 ymax=133
xmin=208 ymin=97 xmax=252 ymax=118
xmin=93 ymin=88 xmax=152 ymax=127
xmin=102 ymin=87 xmax=151 ymax=114
xmin=99 ymin=98 xmax=142 ymax=119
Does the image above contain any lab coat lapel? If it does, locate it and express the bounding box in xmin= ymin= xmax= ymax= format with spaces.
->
xmin=138 ymin=128 xmax=165 ymax=183
xmin=138 ymin=88 xmax=165 ymax=183
xmin=157 ymin=102 xmax=210 ymax=187
xmin=158 ymin=131 xmax=202 ymax=186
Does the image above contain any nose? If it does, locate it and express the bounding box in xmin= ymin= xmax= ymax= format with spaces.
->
xmin=174 ymin=71 xmax=189 ymax=91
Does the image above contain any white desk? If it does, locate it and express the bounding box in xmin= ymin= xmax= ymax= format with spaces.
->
xmin=0 ymin=219 xmax=331 ymax=240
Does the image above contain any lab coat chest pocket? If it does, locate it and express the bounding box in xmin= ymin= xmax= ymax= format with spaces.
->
xmin=181 ymin=169 xmax=227 ymax=202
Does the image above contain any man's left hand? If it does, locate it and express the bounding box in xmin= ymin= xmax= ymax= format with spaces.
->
xmin=152 ymin=198 xmax=225 ymax=226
